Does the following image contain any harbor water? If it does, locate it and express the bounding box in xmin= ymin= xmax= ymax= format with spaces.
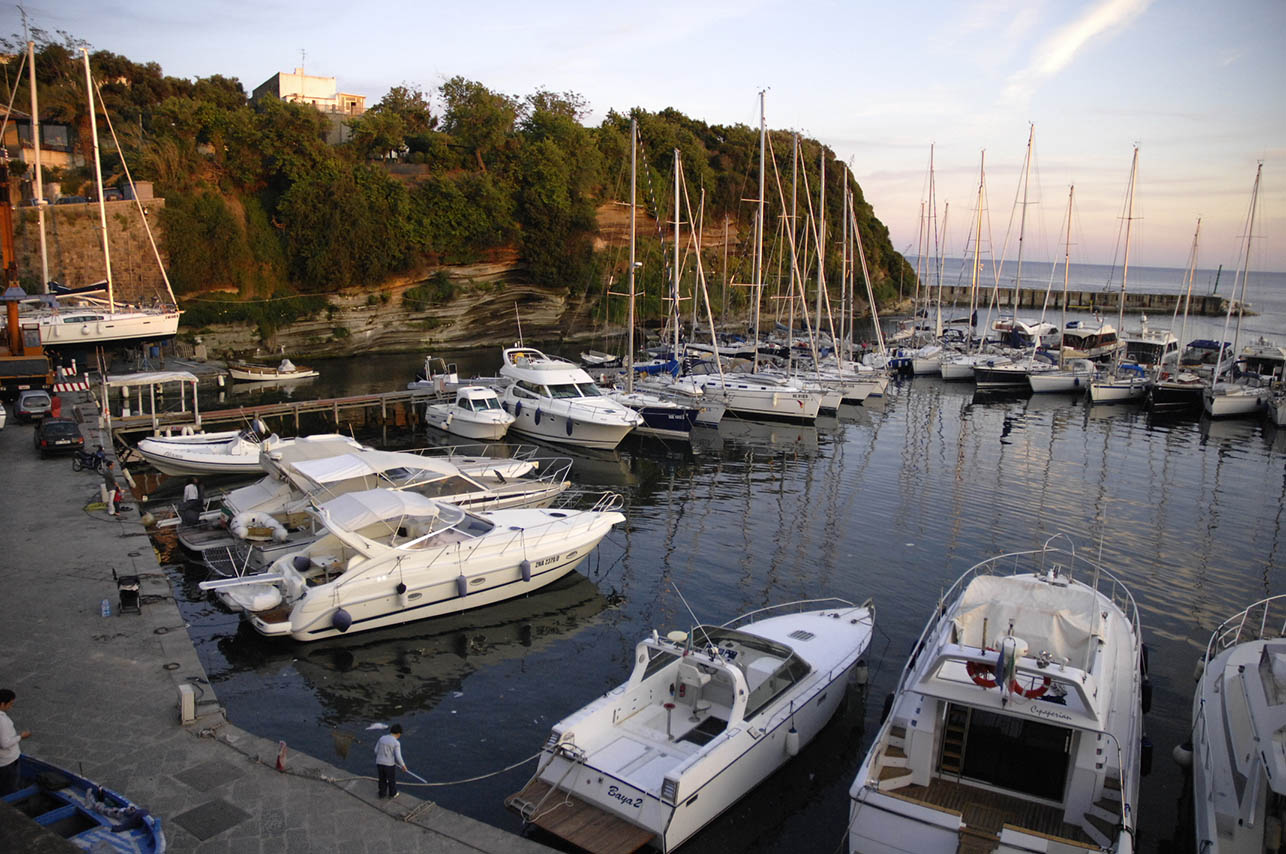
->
xmin=159 ymin=268 xmax=1285 ymax=854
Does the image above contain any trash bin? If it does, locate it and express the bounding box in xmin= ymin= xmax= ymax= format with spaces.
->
xmin=117 ymin=575 xmax=141 ymax=615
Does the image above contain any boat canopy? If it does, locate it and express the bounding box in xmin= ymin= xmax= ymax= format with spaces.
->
xmin=952 ymin=575 xmax=1097 ymax=663
xmin=292 ymin=451 xmax=458 ymax=486
xmin=105 ymin=370 xmax=199 ymax=388
xmin=320 ymin=489 xmax=455 ymax=531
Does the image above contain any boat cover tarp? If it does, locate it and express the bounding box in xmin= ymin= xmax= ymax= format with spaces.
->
xmin=293 ymin=451 xmax=455 ymax=485
xmin=320 ymin=489 xmax=446 ymax=530
xmin=106 ymin=370 xmax=199 ymax=388
xmin=263 ymin=435 xmax=364 ymax=465
xmin=952 ymin=575 xmax=1096 ymax=662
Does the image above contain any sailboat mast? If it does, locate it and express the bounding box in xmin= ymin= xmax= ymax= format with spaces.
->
xmin=817 ymin=147 xmax=825 ymax=336
xmin=1060 ymin=185 xmax=1074 ymax=367
xmin=849 ymin=168 xmax=886 ymax=356
xmin=1118 ymin=146 xmax=1138 ymax=348
xmin=626 ymin=118 xmax=637 ymax=394
xmin=752 ymin=91 xmax=766 ymax=371
xmin=1229 ymin=163 xmax=1262 ymax=367
xmin=671 ymin=145 xmax=681 ymax=388
xmin=27 ymin=41 xmax=48 ymax=292
xmin=842 ymin=182 xmax=850 ymax=366
xmin=83 ymin=49 xmax=115 ymax=312
xmin=788 ymin=133 xmax=798 ymax=375
xmin=1176 ymin=219 xmax=1201 ymax=368
xmin=968 ymin=153 xmax=985 ymax=354
xmin=1015 ymin=124 xmax=1034 ymax=300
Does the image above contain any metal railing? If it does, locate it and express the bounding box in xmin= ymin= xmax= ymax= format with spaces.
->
xmin=1204 ymin=594 xmax=1286 ymax=664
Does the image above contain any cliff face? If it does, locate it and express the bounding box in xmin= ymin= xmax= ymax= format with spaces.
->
xmin=14 ymin=199 xmax=170 ymax=301
xmin=192 ymin=252 xmax=602 ymax=358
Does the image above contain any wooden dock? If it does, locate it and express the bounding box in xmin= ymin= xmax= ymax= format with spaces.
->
xmin=108 ymin=388 xmax=444 ymax=438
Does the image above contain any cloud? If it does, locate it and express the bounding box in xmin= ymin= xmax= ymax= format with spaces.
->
xmin=1003 ymin=0 xmax=1152 ymax=104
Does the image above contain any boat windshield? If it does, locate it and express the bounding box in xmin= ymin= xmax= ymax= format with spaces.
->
xmin=689 ymin=626 xmax=811 ymax=720
xmin=474 ymin=396 xmax=502 ymax=411
xmin=547 ymin=383 xmax=581 ymax=399
xmin=575 ymin=382 xmax=603 ymax=397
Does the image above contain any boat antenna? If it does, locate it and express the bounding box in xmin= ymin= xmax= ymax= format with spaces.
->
xmin=513 ymin=302 xmax=524 ymax=345
xmin=671 ymin=582 xmax=704 ymax=635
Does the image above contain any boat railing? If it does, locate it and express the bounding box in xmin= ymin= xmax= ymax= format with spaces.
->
xmin=532 ymin=457 xmax=574 ymax=487
xmin=718 ymin=597 xmax=862 ymax=631
xmin=406 ymin=441 xmax=541 ymax=462
xmin=1204 ymin=594 xmax=1286 ymax=664
xmin=889 ymin=538 xmax=1142 ymax=702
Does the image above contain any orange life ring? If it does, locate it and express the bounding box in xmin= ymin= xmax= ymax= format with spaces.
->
xmin=1011 ymin=676 xmax=1051 ymax=699
xmin=967 ymin=661 xmax=998 ymax=688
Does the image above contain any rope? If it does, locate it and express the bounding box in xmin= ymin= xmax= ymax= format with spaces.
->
xmin=322 ymin=752 xmax=542 ymax=787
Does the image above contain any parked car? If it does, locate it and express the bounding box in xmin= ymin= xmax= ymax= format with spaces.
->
xmin=54 ymin=195 xmax=89 ymax=205
xmin=15 ymin=390 xmax=53 ymax=422
xmin=0 ymin=402 xmax=7 ymax=429
xmin=34 ymin=418 xmax=84 ymax=457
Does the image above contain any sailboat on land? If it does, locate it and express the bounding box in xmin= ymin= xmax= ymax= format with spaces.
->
xmin=19 ymin=47 xmax=180 ymax=349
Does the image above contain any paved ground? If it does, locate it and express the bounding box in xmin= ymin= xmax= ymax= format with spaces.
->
xmin=0 ymin=396 xmax=553 ymax=853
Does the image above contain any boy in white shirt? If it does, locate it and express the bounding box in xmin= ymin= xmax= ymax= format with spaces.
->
xmin=0 ymin=688 xmax=32 ymax=796
xmin=374 ymin=723 xmax=407 ymax=799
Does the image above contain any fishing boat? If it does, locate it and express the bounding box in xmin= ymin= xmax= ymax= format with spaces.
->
xmin=227 ymin=358 xmax=319 ymax=382
xmin=848 ymin=537 xmax=1147 ymax=854
xmin=1190 ymin=595 xmax=1286 ymax=854
xmin=507 ymin=598 xmax=875 ymax=853
xmin=136 ymin=428 xmax=363 ymax=477
xmin=2 ymin=754 xmax=165 ymax=852
xmin=202 ymin=488 xmax=624 ymax=640
xmin=498 ymin=346 xmax=642 ymax=449
xmin=425 ymin=386 xmax=515 ymax=440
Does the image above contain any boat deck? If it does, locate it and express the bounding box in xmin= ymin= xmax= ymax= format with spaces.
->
xmin=507 ymin=779 xmax=654 ymax=854
xmin=894 ymin=777 xmax=1095 ymax=847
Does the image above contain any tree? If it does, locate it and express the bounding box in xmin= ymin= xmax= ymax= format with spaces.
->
xmin=439 ymin=76 xmax=517 ymax=173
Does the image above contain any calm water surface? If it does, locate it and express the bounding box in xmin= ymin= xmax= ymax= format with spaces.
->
xmin=163 ymin=336 xmax=1286 ymax=853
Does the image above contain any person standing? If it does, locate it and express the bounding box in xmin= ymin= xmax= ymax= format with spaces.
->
xmin=374 ymin=724 xmax=407 ymax=799
xmin=0 ymin=688 xmax=32 ymax=796
xmin=102 ymin=461 xmax=122 ymax=515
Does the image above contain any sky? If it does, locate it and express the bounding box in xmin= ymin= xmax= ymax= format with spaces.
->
xmin=11 ymin=0 xmax=1284 ymax=272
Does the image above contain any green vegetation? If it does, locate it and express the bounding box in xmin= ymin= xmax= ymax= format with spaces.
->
xmin=6 ymin=30 xmax=913 ymax=332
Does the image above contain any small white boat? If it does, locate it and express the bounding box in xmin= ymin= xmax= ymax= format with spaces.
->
xmin=1088 ymin=362 xmax=1152 ymax=404
xmin=498 ymin=346 xmax=642 ymax=449
xmin=684 ymin=372 xmax=823 ymax=423
xmin=849 ymin=537 xmax=1147 ymax=854
xmin=1191 ymin=595 xmax=1286 ymax=854
xmin=227 ymin=358 xmax=318 ymax=382
xmin=425 ymin=386 xmax=515 ymax=440
xmin=202 ymin=488 xmax=624 ymax=640
xmin=509 ymin=598 xmax=874 ymax=853
xmin=1028 ymin=358 xmax=1097 ymax=393
xmin=1203 ymin=379 xmax=1271 ymax=418
xmin=136 ymin=429 xmax=362 ymax=477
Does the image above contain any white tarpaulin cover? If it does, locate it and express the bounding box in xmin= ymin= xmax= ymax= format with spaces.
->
xmin=292 ymin=451 xmax=455 ymax=485
xmin=263 ymin=435 xmax=365 ymax=466
xmin=320 ymin=489 xmax=448 ymax=531
xmin=106 ymin=371 xmax=199 ymax=388
xmin=953 ymin=575 xmax=1097 ymax=663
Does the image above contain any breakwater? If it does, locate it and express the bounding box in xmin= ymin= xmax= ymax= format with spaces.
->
xmin=934 ymin=284 xmax=1234 ymax=316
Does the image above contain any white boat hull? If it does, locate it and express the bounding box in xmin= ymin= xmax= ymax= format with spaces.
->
xmin=136 ymin=435 xmax=268 ymax=476
xmin=424 ymin=403 xmax=512 ymax=440
xmin=691 ymin=377 xmax=821 ymax=423
xmin=1203 ymin=384 xmax=1269 ymax=418
xmin=1027 ymin=369 xmax=1092 ymax=393
xmin=36 ymin=308 xmax=181 ymax=348
xmin=1088 ymin=377 xmax=1148 ymax=403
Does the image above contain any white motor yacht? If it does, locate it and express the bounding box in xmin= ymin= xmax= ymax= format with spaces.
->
xmin=188 ymin=447 xmax=568 ymax=578
xmin=425 ymin=386 xmax=515 ymax=440
xmin=136 ymin=428 xmax=364 ymax=477
xmin=1191 ymin=595 xmax=1286 ymax=854
xmin=202 ymin=488 xmax=625 ymax=640
xmin=849 ymin=538 xmax=1147 ymax=854
xmin=498 ymin=347 xmax=642 ymax=449
xmin=1061 ymin=319 xmax=1124 ymax=362
xmin=508 ymin=598 xmax=874 ymax=853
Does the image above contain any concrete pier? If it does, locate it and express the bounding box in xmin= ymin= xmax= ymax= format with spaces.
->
xmin=0 ymin=398 xmax=551 ymax=853
xmin=934 ymin=284 xmax=1235 ymax=316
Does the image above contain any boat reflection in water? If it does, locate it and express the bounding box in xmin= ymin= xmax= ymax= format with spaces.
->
xmin=690 ymin=418 xmax=821 ymax=457
xmin=212 ymin=571 xmax=611 ymax=738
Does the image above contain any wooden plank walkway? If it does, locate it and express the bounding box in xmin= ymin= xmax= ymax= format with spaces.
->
xmin=507 ymin=779 xmax=654 ymax=854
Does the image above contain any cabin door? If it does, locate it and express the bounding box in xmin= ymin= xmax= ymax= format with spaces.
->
xmin=939 ymin=703 xmax=1072 ymax=802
